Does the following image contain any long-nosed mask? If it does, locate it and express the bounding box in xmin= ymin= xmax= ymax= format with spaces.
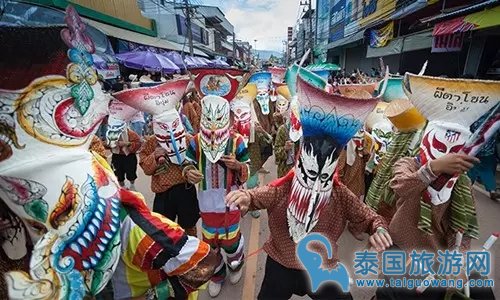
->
xmin=154 ymin=110 xmax=187 ymax=165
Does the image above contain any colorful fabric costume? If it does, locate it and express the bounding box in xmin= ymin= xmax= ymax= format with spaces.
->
xmin=0 ymin=7 xmax=214 ymax=299
xmin=185 ymin=95 xmax=250 ymax=283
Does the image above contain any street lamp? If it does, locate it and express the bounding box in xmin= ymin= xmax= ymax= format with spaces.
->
xmin=254 ymin=39 xmax=258 ymax=64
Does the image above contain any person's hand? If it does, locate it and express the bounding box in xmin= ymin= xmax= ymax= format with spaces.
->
xmin=429 ymin=153 xmax=480 ymax=176
xmin=285 ymin=140 xmax=294 ymax=151
xmin=225 ymin=190 xmax=251 ymax=215
xmin=369 ymin=228 xmax=393 ymax=252
xmin=154 ymin=147 xmax=168 ymax=163
xmin=220 ymin=155 xmax=241 ymax=171
xmin=186 ymin=169 xmax=204 ymax=184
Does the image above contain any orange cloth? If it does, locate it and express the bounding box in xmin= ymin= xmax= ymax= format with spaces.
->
xmin=90 ymin=136 xmax=106 ymax=158
xmin=245 ymin=180 xmax=387 ymax=270
xmin=139 ymin=135 xmax=188 ymax=194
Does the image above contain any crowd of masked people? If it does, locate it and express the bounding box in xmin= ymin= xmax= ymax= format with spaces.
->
xmin=83 ymin=64 xmax=500 ymax=300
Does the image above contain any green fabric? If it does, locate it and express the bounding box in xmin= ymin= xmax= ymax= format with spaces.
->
xmin=366 ymin=131 xmax=418 ymax=210
xmin=155 ymin=281 xmax=171 ymax=299
xmin=417 ymin=174 xmax=480 ymax=240
xmin=417 ymin=200 xmax=433 ymax=235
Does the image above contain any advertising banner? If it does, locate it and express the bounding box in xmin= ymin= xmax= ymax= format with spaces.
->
xmin=329 ymin=0 xmax=346 ymax=42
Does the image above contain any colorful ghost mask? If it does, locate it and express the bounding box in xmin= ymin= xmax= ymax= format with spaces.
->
xmin=286 ymin=72 xmax=379 ymax=243
xmin=404 ymin=71 xmax=500 ymax=204
xmin=275 ymin=85 xmax=291 ymax=115
xmin=249 ymin=72 xmax=272 ymax=115
xmin=230 ymin=84 xmax=256 ymax=145
xmin=190 ymin=68 xmax=245 ymax=101
xmin=200 ymin=95 xmax=231 ymax=163
xmin=112 ymin=79 xmax=190 ymax=165
xmin=0 ymin=7 xmax=121 ymax=298
xmin=107 ymin=99 xmax=139 ymax=154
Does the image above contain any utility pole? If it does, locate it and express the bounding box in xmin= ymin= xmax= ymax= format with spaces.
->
xmin=300 ymin=0 xmax=313 ymax=64
xmin=183 ymin=0 xmax=194 ymax=56
xmin=233 ymin=32 xmax=236 ymax=62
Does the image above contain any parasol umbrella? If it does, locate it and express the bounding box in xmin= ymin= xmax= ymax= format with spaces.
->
xmin=192 ymin=56 xmax=208 ymax=67
xmin=184 ymin=56 xmax=201 ymax=68
xmin=163 ymin=51 xmax=185 ymax=69
xmin=211 ymin=58 xmax=230 ymax=68
xmin=306 ymin=63 xmax=341 ymax=71
xmin=115 ymin=51 xmax=180 ymax=74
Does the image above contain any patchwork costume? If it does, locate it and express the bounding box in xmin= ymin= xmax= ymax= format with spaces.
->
xmin=185 ymin=95 xmax=250 ymax=285
xmin=0 ymin=7 xmax=214 ymax=300
xmin=241 ymin=65 xmax=387 ymax=299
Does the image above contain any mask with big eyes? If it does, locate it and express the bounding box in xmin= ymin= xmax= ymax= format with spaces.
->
xmin=287 ymin=136 xmax=340 ymax=243
xmin=420 ymin=121 xmax=470 ymax=204
xmin=276 ymin=95 xmax=290 ymax=115
xmin=153 ymin=110 xmax=187 ymax=165
xmin=106 ymin=116 xmax=126 ymax=146
xmin=256 ymin=90 xmax=270 ymax=115
xmin=230 ymin=100 xmax=252 ymax=145
xmin=420 ymin=121 xmax=470 ymax=165
xmin=200 ymin=95 xmax=230 ymax=163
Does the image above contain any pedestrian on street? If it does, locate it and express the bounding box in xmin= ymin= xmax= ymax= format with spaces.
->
xmin=109 ymin=127 xmax=141 ymax=191
xmin=139 ymin=135 xmax=200 ymax=237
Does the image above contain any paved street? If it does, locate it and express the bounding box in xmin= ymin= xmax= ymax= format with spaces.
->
xmin=132 ymin=155 xmax=500 ymax=300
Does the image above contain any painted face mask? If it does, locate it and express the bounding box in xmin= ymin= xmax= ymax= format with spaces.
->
xmin=231 ymin=100 xmax=252 ymax=144
xmin=200 ymin=95 xmax=230 ymax=163
xmin=249 ymin=72 xmax=272 ymax=115
xmin=154 ymin=110 xmax=187 ymax=165
xmin=276 ymin=95 xmax=290 ymax=115
xmin=366 ymin=121 xmax=394 ymax=173
xmin=286 ymin=71 xmax=378 ymax=243
xmin=419 ymin=121 xmax=469 ymax=204
xmin=106 ymin=100 xmax=139 ymax=149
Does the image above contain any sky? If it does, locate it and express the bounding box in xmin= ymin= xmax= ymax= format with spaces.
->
xmin=196 ymin=0 xmax=316 ymax=52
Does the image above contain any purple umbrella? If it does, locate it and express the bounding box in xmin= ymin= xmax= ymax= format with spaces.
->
xmin=191 ymin=56 xmax=208 ymax=67
xmin=211 ymin=58 xmax=230 ymax=68
xmin=184 ymin=56 xmax=200 ymax=69
xmin=115 ymin=51 xmax=180 ymax=74
xmin=163 ymin=51 xmax=185 ymax=69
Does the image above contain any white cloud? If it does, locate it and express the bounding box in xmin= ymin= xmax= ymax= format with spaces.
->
xmin=223 ymin=0 xmax=303 ymax=51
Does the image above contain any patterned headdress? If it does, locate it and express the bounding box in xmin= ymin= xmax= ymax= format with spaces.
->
xmin=0 ymin=6 xmax=212 ymax=299
xmin=286 ymin=71 xmax=379 ymax=242
xmin=112 ymin=79 xmax=190 ymax=165
xmin=404 ymin=72 xmax=500 ymax=204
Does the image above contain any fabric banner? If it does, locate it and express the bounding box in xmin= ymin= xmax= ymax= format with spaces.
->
xmin=431 ymin=32 xmax=464 ymax=53
xmin=368 ymin=21 xmax=394 ymax=48
xmin=433 ymin=5 xmax=500 ymax=36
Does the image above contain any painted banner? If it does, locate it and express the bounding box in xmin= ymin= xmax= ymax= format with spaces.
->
xmin=433 ymin=5 xmax=500 ymax=36
xmin=329 ymin=0 xmax=346 ymax=42
xmin=431 ymin=32 xmax=464 ymax=53
xmin=190 ymin=68 xmax=245 ymax=101
xmin=368 ymin=21 xmax=394 ymax=48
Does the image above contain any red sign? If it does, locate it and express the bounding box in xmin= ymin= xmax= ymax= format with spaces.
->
xmin=432 ymin=33 xmax=464 ymax=53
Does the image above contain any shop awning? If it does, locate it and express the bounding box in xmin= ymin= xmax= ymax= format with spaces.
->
xmin=433 ymin=5 xmax=500 ymax=36
xmin=325 ymin=30 xmax=365 ymax=50
xmin=365 ymin=29 xmax=432 ymax=58
xmin=422 ymin=0 xmax=499 ymax=23
xmin=84 ymin=18 xmax=208 ymax=57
